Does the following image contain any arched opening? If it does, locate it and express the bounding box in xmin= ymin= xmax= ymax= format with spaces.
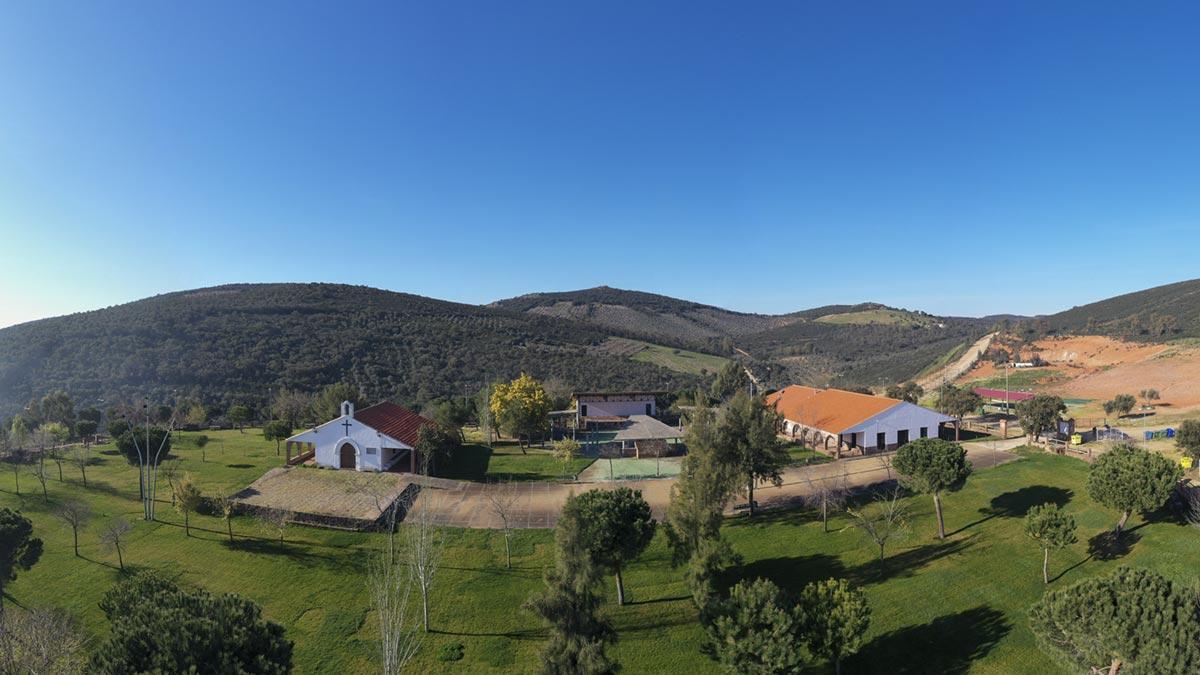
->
xmin=339 ymin=443 xmax=356 ymax=469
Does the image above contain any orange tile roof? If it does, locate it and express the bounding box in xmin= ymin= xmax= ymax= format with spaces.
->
xmin=765 ymin=385 xmax=901 ymax=434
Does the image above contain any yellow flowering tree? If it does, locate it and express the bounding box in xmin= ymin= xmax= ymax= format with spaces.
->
xmin=489 ymin=374 xmax=552 ymax=450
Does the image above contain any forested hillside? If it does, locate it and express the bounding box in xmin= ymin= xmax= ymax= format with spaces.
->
xmin=22 ymin=277 xmax=1193 ymax=420
xmin=495 ymin=286 xmax=996 ymax=390
xmin=0 ymin=284 xmax=701 ymax=417
xmin=1041 ymin=278 xmax=1200 ymax=339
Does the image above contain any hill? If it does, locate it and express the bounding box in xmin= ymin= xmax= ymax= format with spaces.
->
xmin=494 ymin=287 xmax=993 ymax=389
xmin=491 ymin=286 xmax=805 ymax=351
xmin=1041 ymin=278 xmax=1200 ymax=339
xmin=0 ymin=283 xmax=702 ymax=418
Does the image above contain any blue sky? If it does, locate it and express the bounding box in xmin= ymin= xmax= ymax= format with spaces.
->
xmin=2 ymin=2 xmax=1198 ymax=328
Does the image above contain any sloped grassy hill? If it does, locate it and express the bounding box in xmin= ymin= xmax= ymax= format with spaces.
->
xmin=0 ymin=283 xmax=700 ymax=417
xmin=492 ymin=286 xmax=805 ymax=351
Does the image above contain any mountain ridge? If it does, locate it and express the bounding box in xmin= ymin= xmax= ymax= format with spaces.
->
xmin=4 ymin=278 xmax=1199 ymax=419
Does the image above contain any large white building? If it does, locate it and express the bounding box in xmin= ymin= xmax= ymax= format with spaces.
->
xmin=765 ymin=385 xmax=954 ymax=458
xmin=284 ymin=401 xmax=434 ymax=472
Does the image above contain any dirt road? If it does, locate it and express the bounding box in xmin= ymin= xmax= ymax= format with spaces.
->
xmin=916 ymin=332 xmax=995 ymax=392
xmin=404 ymin=440 xmax=1020 ymax=529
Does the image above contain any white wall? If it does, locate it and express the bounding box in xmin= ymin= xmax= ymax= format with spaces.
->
xmin=578 ymin=396 xmax=656 ymax=419
xmin=289 ymin=415 xmax=410 ymax=471
xmin=844 ymin=402 xmax=953 ymax=449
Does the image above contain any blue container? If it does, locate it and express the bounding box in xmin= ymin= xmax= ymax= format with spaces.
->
xmin=1167 ymin=428 xmax=1176 ymax=438
xmin=1144 ymin=431 xmax=1153 ymax=441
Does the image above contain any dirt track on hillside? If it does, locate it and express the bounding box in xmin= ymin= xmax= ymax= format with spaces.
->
xmin=917 ymin=332 xmax=995 ymax=391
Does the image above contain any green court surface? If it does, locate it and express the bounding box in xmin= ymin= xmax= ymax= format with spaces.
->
xmin=577 ymin=456 xmax=683 ymax=482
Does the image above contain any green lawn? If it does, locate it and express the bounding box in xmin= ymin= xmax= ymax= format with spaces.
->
xmin=4 ymin=433 xmax=1197 ymax=673
xmin=784 ymin=443 xmax=832 ymax=466
xmin=435 ymin=441 xmax=595 ymax=482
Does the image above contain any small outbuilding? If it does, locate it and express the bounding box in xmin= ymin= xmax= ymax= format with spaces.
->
xmin=765 ymin=385 xmax=954 ymax=458
xmin=284 ymin=401 xmax=434 ymax=473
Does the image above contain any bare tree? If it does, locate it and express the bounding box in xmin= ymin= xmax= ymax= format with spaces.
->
xmin=258 ymin=509 xmax=291 ymax=545
xmin=369 ymin=498 xmax=423 ymax=673
xmin=804 ymin=466 xmax=850 ymax=533
xmin=844 ymin=488 xmax=909 ymax=562
xmin=0 ymin=605 xmax=87 ymax=675
xmin=48 ymin=447 xmax=65 ymax=482
xmin=484 ymin=480 xmax=521 ymax=568
xmin=160 ymin=459 xmax=181 ymax=506
xmin=99 ymin=518 xmax=133 ymax=570
xmin=1 ymin=448 xmax=21 ymax=495
xmin=31 ymin=461 xmax=50 ymax=501
xmin=216 ymin=497 xmax=236 ymax=542
xmin=53 ymin=500 xmax=92 ymax=557
xmin=67 ymin=444 xmax=91 ymax=486
xmin=877 ymin=452 xmax=895 ymax=482
xmin=405 ymin=488 xmax=444 ymax=633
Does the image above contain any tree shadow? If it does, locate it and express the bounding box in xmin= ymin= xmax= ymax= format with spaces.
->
xmin=1087 ymin=530 xmax=1141 ymax=561
xmin=851 ymin=537 xmax=976 ymax=586
xmin=78 ymin=553 xmax=120 ymax=570
xmin=949 ymin=486 xmax=1073 ymax=536
xmin=430 ymin=626 xmax=544 ymax=641
xmin=80 ymin=480 xmax=128 ymax=499
xmin=625 ymin=594 xmax=691 ymax=606
xmin=434 ymin=445 xmax=492 ymax=481
xmin=731 ymin=553 xmax=848 ymax=596
xmin=852 ymin=605 xmax=1011 ymax=674
xmin=989 ymin=486 xmax=1072 ymax=517
xmin=221 ymin=537 xmax=366 ymax=570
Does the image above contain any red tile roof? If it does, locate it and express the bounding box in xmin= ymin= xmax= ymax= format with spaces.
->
xmin=972 ymin=388 xmax=1035 ymax=402
xmin=764 ymin=385 xmax=902 ymax=434
xmin=354 ymin=402 xmax=435 ymax=447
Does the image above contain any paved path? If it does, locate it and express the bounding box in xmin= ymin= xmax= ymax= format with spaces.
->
xmin=404 ymin=440 xmax=1021 ymax=529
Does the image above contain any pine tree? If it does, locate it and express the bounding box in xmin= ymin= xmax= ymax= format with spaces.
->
xmin=1029 ymin=567 xmax=1200 ymax=674
xmin=1023 ymin=503 xmax=1077 ymax=584
xmin=797 ymin=578 xmax=871 ymax=675
xmin=1086 ymin=443 xmax=1182 ymax=534
xmin=717 ymin=391 xmax=789 ymax=516
xmin=524 ymin=494 xmax=618 ymax=674
xmin=707 ymin=578 xmax=804 ymax=674
xmin=893 ymin=438 xmax=971 ymax=539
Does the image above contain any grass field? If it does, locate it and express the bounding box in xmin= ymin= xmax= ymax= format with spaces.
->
xmin=967 ymin=368 xmax=1064 ymax=391
xmin=435 ymin=441 xmax=595 ymax=482
xmin=815 ymin=308 xmax=931 ymax=326
xmin=627 ymin=340 xmax=731 ymax=376
xmin=4 ymin=432 xmax=1198 ymax=673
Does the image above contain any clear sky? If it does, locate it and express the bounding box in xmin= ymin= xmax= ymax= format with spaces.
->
xmin=2 ymin=2 xmax=1198 ymax=328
